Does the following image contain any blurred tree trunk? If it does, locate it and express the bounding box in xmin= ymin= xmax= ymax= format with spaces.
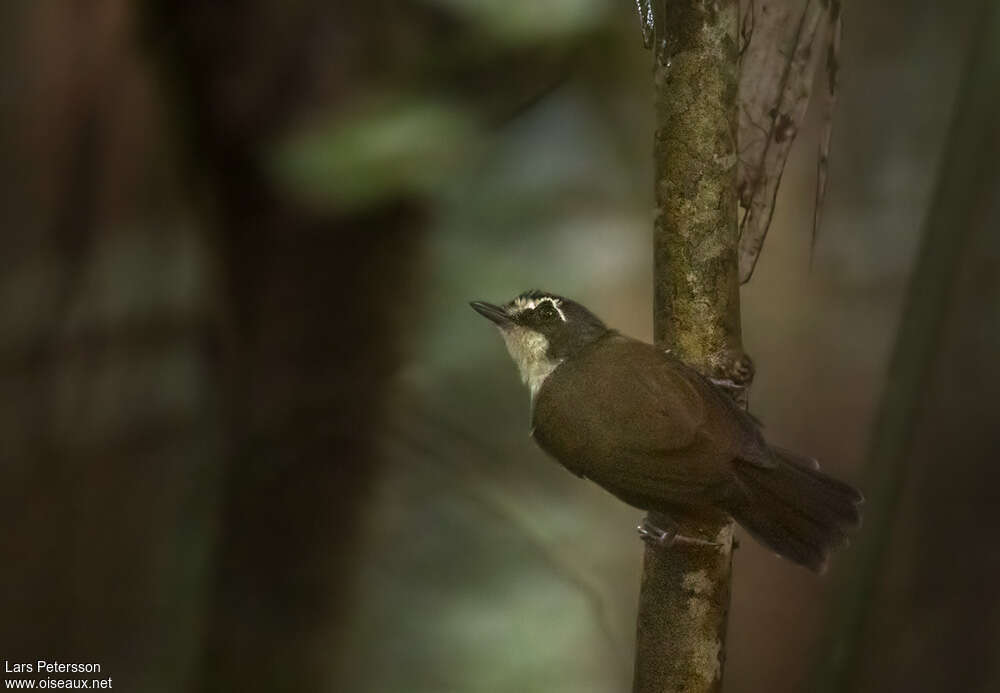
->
xmin=634 ymin=2 xmax=748 ymax=692
xmin=0 ymin=1 xmax=423 ymax=691
xmin=0 ymin=2 xmax=224 ymax=690
xmin=146 ymin=3 xmax=426 ymax=691
xmin=814 ymin=1 xmax=1000 ymax=691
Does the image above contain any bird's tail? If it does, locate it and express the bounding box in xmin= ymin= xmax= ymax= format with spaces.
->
xmin=725 ymin=449 xmax=863 ymax=572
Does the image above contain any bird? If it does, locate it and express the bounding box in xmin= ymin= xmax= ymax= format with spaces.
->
xmin=470 ymin=290 xmax=863 ymax=572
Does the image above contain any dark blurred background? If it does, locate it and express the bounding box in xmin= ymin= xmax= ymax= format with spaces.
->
xmin=1 ymin=1 xmax=998 ymax=692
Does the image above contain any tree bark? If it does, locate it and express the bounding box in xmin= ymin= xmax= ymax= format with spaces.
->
xmin=634 ymin=2 xmax=748 ymax=692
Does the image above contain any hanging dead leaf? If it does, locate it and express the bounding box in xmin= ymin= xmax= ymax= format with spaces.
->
xmin=737 ymin=0 xmax=841 ymax=283
xmin=813 ymin=1 xmax=842 ymax=264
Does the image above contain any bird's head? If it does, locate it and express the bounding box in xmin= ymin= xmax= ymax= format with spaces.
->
xmin=470 ymin=290 xmax=608 ymax=397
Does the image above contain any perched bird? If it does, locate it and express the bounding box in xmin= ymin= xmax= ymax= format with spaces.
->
xmin=471 ymin=290 xmax=862 ymax=572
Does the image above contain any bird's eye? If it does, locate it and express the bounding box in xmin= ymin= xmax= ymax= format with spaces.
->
xmin=538 ymin=304 xmax=558 ymax=321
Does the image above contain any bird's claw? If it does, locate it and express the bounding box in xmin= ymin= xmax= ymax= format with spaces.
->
xmin=709 ymin=376 xmax=742 ymax=390
xmin=637 ymin=517 xmax=724 ymax=548
xmin=638 ymin=518 xmax=677 ymax=547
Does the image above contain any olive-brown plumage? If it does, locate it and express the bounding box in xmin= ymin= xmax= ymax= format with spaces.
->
xmin=472 ymin=291 xmax=862 ymax=571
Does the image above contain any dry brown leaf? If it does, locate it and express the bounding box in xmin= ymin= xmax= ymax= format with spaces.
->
xmin=813 ymin=1 xmax=842 ymax=264
xmin=736 ymin=0 xmax=840 ymax=282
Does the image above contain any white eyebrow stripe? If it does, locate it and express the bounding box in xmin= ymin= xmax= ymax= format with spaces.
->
xmin=547 ymin=299 xmax=567 ymax=322
xmin=508 ymin=295 xmax=566 ymax=322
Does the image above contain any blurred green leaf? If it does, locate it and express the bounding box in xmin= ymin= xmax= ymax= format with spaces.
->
xmin=268 ymin=99 xmax=481 ymax=212
xmin=424 ymin=0 xmax=608 ymax=44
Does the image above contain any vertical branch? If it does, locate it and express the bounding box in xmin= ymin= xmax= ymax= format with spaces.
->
xmin=634 ymin=2 xmax=747 ymax=692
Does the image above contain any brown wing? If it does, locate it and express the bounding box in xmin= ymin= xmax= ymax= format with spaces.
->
xmin=532 ymin=335 xmax=750 ymax=505
xmin=664 ymin=356 xmax=776 ymax=469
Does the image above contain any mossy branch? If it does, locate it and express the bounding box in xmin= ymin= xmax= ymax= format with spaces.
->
xmin=634 ymin=2 xmax=747 ymax=692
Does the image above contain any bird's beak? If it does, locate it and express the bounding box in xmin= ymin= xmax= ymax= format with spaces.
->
xmin=470 ymin=301 xmax=513 ymax=327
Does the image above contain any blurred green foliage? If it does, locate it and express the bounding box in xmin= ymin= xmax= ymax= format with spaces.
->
xmin=269 ymin=99 xmax=481 ymax=211
xmin=426 ymin=0 xmax=608 ymax=44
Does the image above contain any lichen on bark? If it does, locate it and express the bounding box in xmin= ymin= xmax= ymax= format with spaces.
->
xmin=651 ymin=0 xmax=745 ymax=378
xmin=634 ymin=2 xmax=747 ymax=692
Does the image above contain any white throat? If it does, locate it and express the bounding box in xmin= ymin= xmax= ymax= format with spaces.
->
xmin=499 ymin=326 xmax=562 ymax=400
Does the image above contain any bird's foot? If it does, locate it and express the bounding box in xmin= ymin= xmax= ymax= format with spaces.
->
xmin=637 ymin=516 xmax=721 ymax=548
xmin=637 ymin=517 xmax=677 ymax=546
xmin=708 ymin=376 xmax=743 ymax=391
xmin=708 ymin=350 xmax=755 ymax=404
